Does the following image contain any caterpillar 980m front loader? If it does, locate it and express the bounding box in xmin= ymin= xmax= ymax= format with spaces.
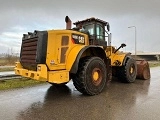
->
xmin=15 ymin=16 xmax=150 ymax=95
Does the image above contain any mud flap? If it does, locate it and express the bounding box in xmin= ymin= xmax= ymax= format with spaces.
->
xmin=136 ymin=60 xmax=151 ymax=80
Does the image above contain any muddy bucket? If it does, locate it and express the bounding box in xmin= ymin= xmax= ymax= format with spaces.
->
xmin=136 ymin=60 xmax=151 ymax=80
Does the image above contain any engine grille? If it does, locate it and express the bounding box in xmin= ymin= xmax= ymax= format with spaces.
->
xmin=20 ymin=31 xmax=48 ymax=71
xmin=20 ymin=37 xmax=38 ymax=70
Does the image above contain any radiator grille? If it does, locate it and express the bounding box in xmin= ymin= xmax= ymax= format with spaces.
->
xmin=20 ymin=37 xmax=38 ymax=70
xmin=20 ymin=31 xmax=48 ymax=70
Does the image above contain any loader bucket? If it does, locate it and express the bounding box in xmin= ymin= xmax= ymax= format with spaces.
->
xmin=136 ymin=60 xmax=151 ymax=80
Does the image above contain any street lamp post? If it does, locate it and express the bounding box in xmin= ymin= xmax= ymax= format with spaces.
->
xmin=128 ymin=26 xmax=137 ymax=59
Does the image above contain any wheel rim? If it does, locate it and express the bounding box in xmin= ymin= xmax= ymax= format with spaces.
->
xmin=92 ymin=68 xmax=102 ymax=86
xmin=129 ymin=64 xmax=135 ymax=76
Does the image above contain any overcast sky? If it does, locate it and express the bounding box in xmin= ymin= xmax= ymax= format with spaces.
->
xmin=0 ymin=0 xmax=160 ymax=54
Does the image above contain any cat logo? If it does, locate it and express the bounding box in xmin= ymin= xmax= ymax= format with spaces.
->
xmin=78 ymin=36 xmax=85 ymax=43
xmin=72 ymin=34 xmax=85 ymax=44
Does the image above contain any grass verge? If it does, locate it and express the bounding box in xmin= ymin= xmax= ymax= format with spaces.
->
xmin=0 ymin=78 xmax=46 ymax=90
xmin=148 ymin=61 xmax=160 ymax=67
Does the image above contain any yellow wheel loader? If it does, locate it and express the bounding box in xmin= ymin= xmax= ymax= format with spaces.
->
xmin=15 ymin=16 xmax=150 ymax=95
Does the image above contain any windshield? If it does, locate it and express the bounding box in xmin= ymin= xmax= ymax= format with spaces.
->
xmin=83 ymin=24 xmax=95 ymax=35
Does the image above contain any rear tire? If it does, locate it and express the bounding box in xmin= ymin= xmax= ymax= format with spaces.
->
xmin=72 ymin=57 xmax=107 ymax=95
xmin=117 ymin=58 xmax=137 ymax=83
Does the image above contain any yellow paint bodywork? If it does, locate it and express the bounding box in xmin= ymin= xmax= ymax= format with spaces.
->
xmin=106 ymin=46 xmax=128 ymax=66
xmin=46 ymin=30 xmax=67 ymax=70
xmin=15 ymin=29 xmax=128 ymax=84
xmin=109 ymin=52 xmax=126 ymax=66
xmin=15 ymin=30 xmax=88 ymax=84
xmin=45 ymin=30 xmax=88 ymax=70
xmin=15 ymin=62 xmax=47 ymax=81
xmin=48 ymin=70 xmax=69 ymax=84
xmin=66 ymin=44 xmax=86 ymax=71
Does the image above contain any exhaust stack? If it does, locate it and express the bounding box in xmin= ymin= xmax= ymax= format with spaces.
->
xmin=65 ymin=16 xmax=72 ymax=29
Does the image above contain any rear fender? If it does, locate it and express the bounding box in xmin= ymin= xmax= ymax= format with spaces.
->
xmin=111 ymin=53 xmax=132 ymax=66
xmin=122 ymin=53 xmax=132 ymax=65
xmin=66 ymin=45 xmax=86 ymax=72
xmin=68 ymin=46 xmax=108 ymax=74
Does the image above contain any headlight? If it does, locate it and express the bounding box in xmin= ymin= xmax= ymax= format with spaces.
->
xmin=50 ymin=60 xmax=55 ymax=65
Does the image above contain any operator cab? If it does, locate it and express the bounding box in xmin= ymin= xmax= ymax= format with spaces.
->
xmin=73 ymin=17 xmax=110 ymax=47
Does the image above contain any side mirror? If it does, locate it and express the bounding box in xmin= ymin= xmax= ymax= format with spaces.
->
xmin=121 ymin=43 xmax=126 ymax=48
xmin=114 ymin=43 xmax=126 ymax=53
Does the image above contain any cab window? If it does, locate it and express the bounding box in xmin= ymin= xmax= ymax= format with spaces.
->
xmin=83 ymin=24 xmax=95 ymax=35
xmin=96 ymin=24 xmax=104 ymax=40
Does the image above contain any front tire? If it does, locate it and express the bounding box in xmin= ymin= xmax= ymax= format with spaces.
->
xmin=117 ymin=58 xmax=137 ymax=83
xmin=72 ymin=57 xmax=107 ymax=95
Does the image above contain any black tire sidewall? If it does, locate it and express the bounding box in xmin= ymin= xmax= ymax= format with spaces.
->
xmin=125 ymin=58 xmax=137 ymax=82
xmin=84 ymin=57 xmax=107 ymax=95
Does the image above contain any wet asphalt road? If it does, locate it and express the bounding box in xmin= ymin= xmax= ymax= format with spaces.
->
xmin=0 ymin=67 xmax=160 ymax=120
xmin=0 ymin=71 xmax=14 ymax=76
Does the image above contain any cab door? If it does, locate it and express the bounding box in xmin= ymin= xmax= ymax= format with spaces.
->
xmin=95 ymin=23 xmax=107 ymax=47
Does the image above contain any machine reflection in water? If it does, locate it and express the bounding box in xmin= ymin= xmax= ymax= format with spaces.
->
xmin=17 ymin=79 xmax=150 ymax=120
